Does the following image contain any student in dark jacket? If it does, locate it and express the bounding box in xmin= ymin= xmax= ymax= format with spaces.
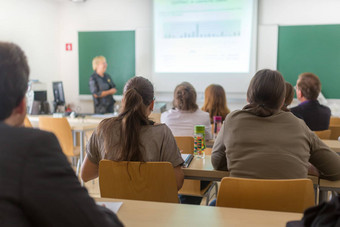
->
xmin=0 ymin=42 xmax=123 ymax=227
xmin=291 ymin=72 xmax=331 ymax=131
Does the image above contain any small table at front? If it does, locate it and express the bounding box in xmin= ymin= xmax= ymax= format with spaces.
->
xmin=95 ymin=197 xmax=303 ymax=227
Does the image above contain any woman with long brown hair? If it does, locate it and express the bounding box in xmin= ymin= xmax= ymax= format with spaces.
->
xmin=202 ymin=84 xmax=230 ymax=124
xmin=211 ymin=69 xmax=340 ymax=180
xmin=281 ymin=82 xmax=294 ymax=112
xmin=81 ymin=77 xmax=184 ymax=190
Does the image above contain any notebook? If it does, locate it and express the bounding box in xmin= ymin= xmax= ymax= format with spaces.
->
xmin=181 ymin=154 xmax=194 ymax=168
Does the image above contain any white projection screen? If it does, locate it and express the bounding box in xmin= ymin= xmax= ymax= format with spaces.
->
xmin=153 ymin=0 xmax=258 ymax=93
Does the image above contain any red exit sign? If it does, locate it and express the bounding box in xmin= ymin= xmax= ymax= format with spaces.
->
xmin=66 ymin=43 xmax=72 ymax=51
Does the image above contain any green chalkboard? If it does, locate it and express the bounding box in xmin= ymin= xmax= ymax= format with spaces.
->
xmin=78 ymin=31 xmax=135 ymax=95
xmin=277 ymin=25 xmax=340 ymax=99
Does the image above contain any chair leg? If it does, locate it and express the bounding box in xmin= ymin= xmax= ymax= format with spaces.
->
xmin=319 ymin=190 xmax=329 ymax=203
xmin=205 ymin=182 xmax=218 ymax=205
xmin=76 ymin=158 xmax=81 ymax=176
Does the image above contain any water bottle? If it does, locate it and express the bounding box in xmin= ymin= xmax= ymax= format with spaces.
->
xmin=213 ymin=116 xmax=222 ymax=140
xmin=194 ymin=125 xmax=205 ymax=158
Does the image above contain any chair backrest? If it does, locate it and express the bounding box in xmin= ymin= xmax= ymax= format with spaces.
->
xmin=329 ymin=125 xmax=340 ymax=140
xmin=149 ymin=112 xmax=161 ymax=123
xmin=38 ymin=117 xmax=74 ymax=157
xmin=175 ymin=136 xmax=194 ymax=154
xmin=330 ymin=117 xmax=340 ymax=126
xmin=24 ymin=116 xmax=32 ymax=128
xmin=314 ymin=129 xmax=331 ymax=139
xmin=217 ymin=177 xmax=315 ymax=213
xmin=99 ymin=160 xmax=179 ymax=203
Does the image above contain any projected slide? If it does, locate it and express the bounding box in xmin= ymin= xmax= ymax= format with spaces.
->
xmin=153 ymin=0 xmax=255 ymax=73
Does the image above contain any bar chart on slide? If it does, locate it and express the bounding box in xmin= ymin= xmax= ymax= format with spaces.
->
xmin=163 ymin=20 xmax=241 ymax=39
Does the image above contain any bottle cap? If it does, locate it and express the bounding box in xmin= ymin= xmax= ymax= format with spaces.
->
xmin=194 ymin=125 xmax=205 ymax=134
xmin=213 ymin=116 xmax=222 ymax=121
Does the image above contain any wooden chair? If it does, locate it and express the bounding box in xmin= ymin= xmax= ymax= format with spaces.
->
xmin=38 ymin=117 xmax=81 ymax=174
xmin=330 ymin=117 xmax=340 ymax=126
xmin=175 ymin=136 xmax=194 ymax=154
xmin=314 ymin=129 xmax=331 ymax=139
xmin=175 ymin=136 xmax=217 ymax=205
xmin=149 ymin=112 xmax=161 ymax=123
xmin=24 ymin=116 xmax=32 ymax=127
xmin=217 ymin=177 xmax=315 ymax=213
xmin=99 ymin=160 xmax=179 ymax=203
xmin=329 ymin=125 xmax=340 ymax=140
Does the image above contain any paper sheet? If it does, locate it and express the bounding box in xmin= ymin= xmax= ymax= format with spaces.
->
xmin=97 ymin=202 xmax=123 ymax=214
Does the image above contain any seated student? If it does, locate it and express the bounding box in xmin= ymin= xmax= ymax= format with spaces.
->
xmin=281 ymin=82 xmax=294 ymax=112
xmin=211 ymin=69 xmax=340 ymax=180
xmin=0 ymin=42 xmax=122 ymax=226
xmin=201 ymin=84 xmax=230 ymax=124
xmin=81 ymin=77 xmax=184 ymax=190
xmin=291 ymin=72 xmax=331 ymax=131
xmin=161 ymin=82 xmax=212 ymax=140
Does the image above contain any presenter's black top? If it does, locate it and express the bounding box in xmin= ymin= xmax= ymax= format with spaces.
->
xmin=89 ymin=72 xmax=116 ymax=114
xmin=290 ymin=100 xmax=331 ymax=131
xmin=0 ymin=123 xmax=123 ymax=227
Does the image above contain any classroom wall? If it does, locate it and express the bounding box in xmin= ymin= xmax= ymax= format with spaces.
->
xmin=58 ymin=0 xmax=152 ymax=113
xmin=0 ymin=0 xmax=61 ymax=104
xmin=2 ymin=0 xmax=340 ymax=114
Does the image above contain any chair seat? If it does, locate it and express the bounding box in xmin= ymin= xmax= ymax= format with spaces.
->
xmin=178 ymin=180 xmax=214 ymax=196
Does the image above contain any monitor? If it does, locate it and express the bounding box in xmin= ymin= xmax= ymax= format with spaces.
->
xmin=34 ymin=90 xmax=47 ymax=102
xmin=53 ymin=81 xmax=65 ymax=106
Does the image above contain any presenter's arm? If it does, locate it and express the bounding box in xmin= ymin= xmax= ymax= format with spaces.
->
xmin=211 ymin=123 xmax=228 ymax=171
xmin=93 ymin=88 xmax=117 ymax=98
xmin=22 ymin=131 xmax=123 ymax=227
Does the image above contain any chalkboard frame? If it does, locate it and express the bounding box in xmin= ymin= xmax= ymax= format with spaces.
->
xmin=78 ymin=31 xmax=135 ymax=95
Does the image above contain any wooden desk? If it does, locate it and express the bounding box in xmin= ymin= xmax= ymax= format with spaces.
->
xmin=96 ymin=198 xmax=302 ymax=227
xmin=207 ymin=139 xmax=340 ymax=154
xmin=322 ymin=139 xmax=340 ymax=153
xmin=183 ymin=155 xmax=229 ymax=181
xmin=184 ymin=155 xmax=319 ymax=186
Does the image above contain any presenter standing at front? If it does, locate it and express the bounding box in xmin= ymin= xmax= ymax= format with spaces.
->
xmin=89 ymin=56 xmax=117 ymax=114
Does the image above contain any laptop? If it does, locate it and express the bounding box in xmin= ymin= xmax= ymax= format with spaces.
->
xmin=181 ymin=154 xmax=194 ymax=168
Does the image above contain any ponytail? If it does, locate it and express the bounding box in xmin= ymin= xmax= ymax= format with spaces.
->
xmin=100 ymin=77 xmax=154 ymax=162
xmin=243 ymin=103 xmax=276 ymax=117
xmin=113 ymin=88 xmax=149 ymax=161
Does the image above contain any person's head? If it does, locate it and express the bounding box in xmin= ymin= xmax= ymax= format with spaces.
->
xmin=296 ymin=72 xmax=321 ymax=101
xmin=101 ymin=76 xmax=154 ymax=162
xmin=244 ymin=69 xmax=285 ymax=117
xmin=281 ymin=82 xmax=294 ymax=112
xmin=92 ymin=56 xmax=107 ymax=75
xmin=202 ymin=84 xmax=230 ymax=123
xmin=0 ymin=42 xmax=29 ymax=126
xmin=172 ymin=82 xmax=198 ymax=112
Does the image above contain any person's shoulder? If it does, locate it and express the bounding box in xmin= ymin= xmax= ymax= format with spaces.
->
xmin=161 ymin=108 xmax=177 ymax=118
xmin=195 ymin=109 xmax=209 ymax=116
xmin=89 ymin=72 xmax=99 ymax=80
xmin=319 ymin=103 xmax=331 ymax=112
